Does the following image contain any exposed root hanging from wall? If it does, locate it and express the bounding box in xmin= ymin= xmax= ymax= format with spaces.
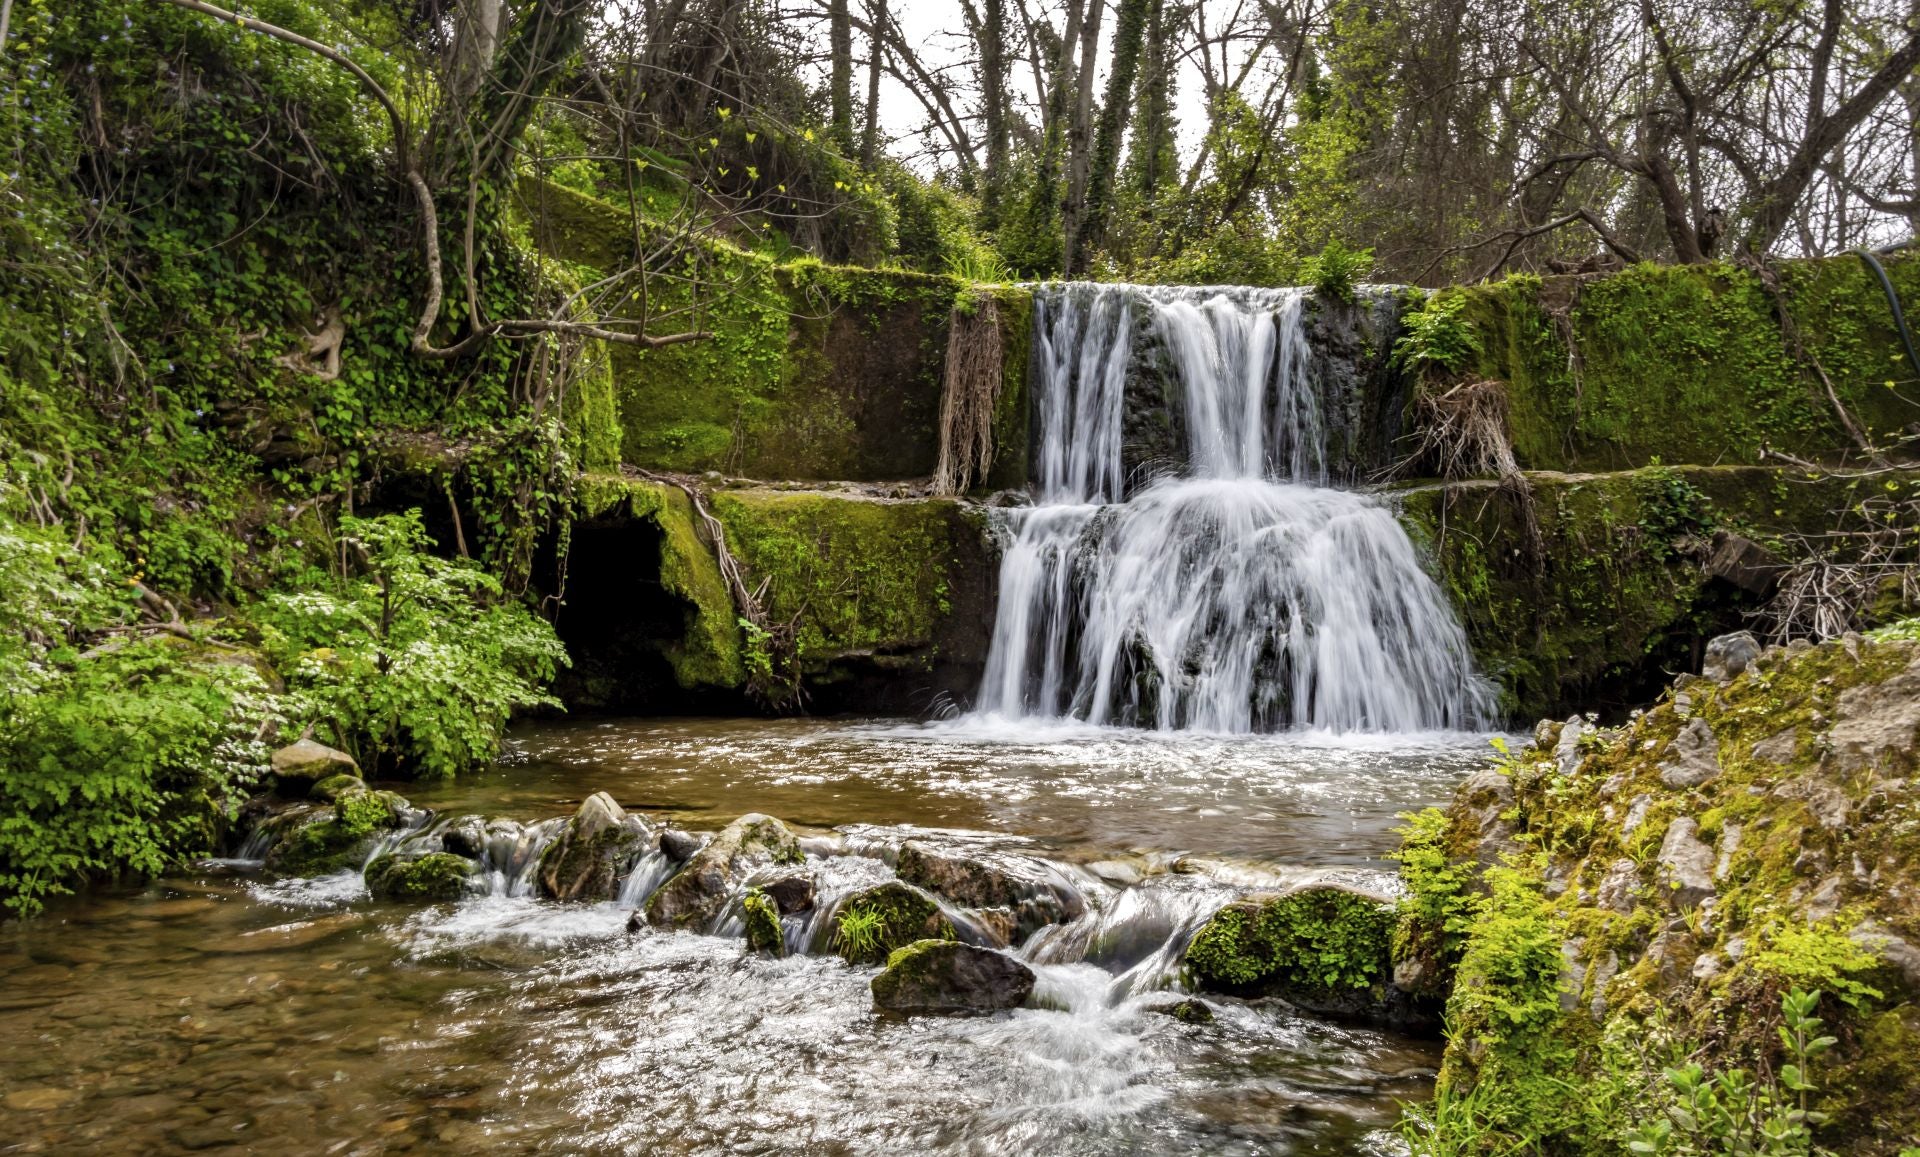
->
xmin=932 ymin=293 xmax=1004 ymax=496
xmin=638 ymin=469 xmax=806 ymax=711
xmin=1381 ymin=377 xmax=1545 ymax=577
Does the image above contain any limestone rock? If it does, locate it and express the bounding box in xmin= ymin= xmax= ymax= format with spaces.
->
xmin=1656 ymin=818 xmax=1715 ymax=911
xmin=1553 ymin=716 xmax=1587 ymax=776
xmin=659 ymin=828 xmax=703 ymax=862
xmin=1828 ymin=655 xmax=1920 ymax=772
xmin=760 ymin=872 xmax=815 ymax=915
xmin=270 ymin=739 xmax=358 ymax=789
xmin=1701 ymin=631 xmax=1761 ymax=683
xmin=537 ymin=793 xmax=650 ymax=902
xmin=1750 ymin=727 xmax=1798 ymax=766
xmin=1659 ymin=717 xmax=1722 ymax=788
xmin=646 ymin=813 xmax=803 ymax=930
xmin=870 ymin=940 xmax=1034 ymax=1014
xmin=1596 ymin=858 xmax=1642 ymax=913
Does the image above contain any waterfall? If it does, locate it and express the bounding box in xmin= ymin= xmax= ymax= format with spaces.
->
xmin=974 ymin=283 xmax=1492 ymax=733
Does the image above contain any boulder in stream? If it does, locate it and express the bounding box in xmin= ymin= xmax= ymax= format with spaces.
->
xmin=262 ymin=787 xmax=412 ymax=876
xmin=741 ymin=889 xmax=784 ymax=956
xmin=895 ymin=840 xmax=1084 ymax=939
xmin=366 ymin=852 xmax=474 ymax=902
xmin=646 ymin=813 xmax=803 ymax=930
xmin=1185 ymin=879 xmax=1432 ymax=1029
xmin=871 ymin=940 xmax=1035 ymax=1014
xmin=269 ymin=739 xmax=359 ymax=793
xmin=831 ymin=881 xmax=957 ymax=964
xmin=537 ymin=792 xmax=651 ymax=902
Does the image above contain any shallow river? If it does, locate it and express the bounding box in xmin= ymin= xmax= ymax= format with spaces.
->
xmin=0 ymin=718 xmax=1494 ymax=1155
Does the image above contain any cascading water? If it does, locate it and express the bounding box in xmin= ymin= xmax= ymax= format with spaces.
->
xmin=975 ymin=283 xmax=1493 ymax=732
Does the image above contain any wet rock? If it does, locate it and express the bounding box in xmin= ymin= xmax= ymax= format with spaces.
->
xmin=895 ymin=840 xmax=1084 ymax=937
xmin=1145 ymin=997 xmax=1215 ymax=1024
xmin=870 ymin=940 xmax=1035 ymax=1014
xmin=740 ymin=889 xmax=784 ymax=956
xmin=760 ymin=872 xmax=815 ymax=915
xmin=645 ymin=814 xmax=802 ymax=930
xmin=1701 ymin=631 xmax=1761 ymax=683
xmin=1704 ymin=532 xmax=1782 ymax=595
xmin=829 ymin=881 xmax=957 ymax=964
xmin=440 ymin=815 xmax=488 ymax=859
xmin=658 ymin=828 xmax=703 ymax=862
xmin=366 ymin=852 xmax=474 ymax=903
xmin=1656 ymin=818 xmax=1715 ymax=911
xmin=1184 ymin=882 xmax=1431 ymax=1029
xmin=309 ymin=773 xmax=365 ymax=802
xmin=537 ymin=793 xmax=649 ymax=902
xmin=262 ymin=789 xmax=411 ymax=876
xmin=270 ymin=739 xmax=358 ymax=791
xmin=1659 ymin=717 xmax=1722 ymax=788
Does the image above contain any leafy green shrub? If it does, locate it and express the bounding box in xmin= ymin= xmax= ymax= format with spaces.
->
xmin=1390 ymin=807 xmax=1483 ymax=979
xmin=1626 ymin=989 xmax=1835 ymax=1156
xmin=1394 ymin=293 xmax=1485 ymax=378
xmin=251 ymin=511 xmax=566 ymax=778
xmin=1302 ymin=238 xmax=1373 ymax=302
xmin=1185 ymin=888 xmax=1395 ymax=992
xmin=0 ymin=639 xmax=277 ymax=915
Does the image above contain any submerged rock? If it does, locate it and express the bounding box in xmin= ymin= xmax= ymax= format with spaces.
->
xmin=366 ymin=852 xmax=474 ymax=903
xmin=537 ymin=793 xmax=650 ymax=902
xmin=440 ymin=814 xmax=488 ymax=859
xmin=870 ymin=940 xmax=1034 ymax=1014
xmin=1144 ymin=997 xmax=1215 ymax=1024
xmin=310 ymin=773 xmax=366 ymax=802
xmin=646 ymin=813 xmax=802 ymax=930
xmin=1184 ymin=881 xmax=1431 ymax=1029
xmin=830 ymin=881 xmax=957 ymax=965
xmin=760 ymin=872 xmax=815 ymax=915
xmin=270 ymin=739 xmax=358 ymax=792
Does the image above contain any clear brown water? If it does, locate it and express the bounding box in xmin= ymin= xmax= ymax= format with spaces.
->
xmin=0 ymin=718 xmax=1494 ymax=1155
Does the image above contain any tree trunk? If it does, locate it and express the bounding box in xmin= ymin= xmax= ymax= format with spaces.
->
xmin=829 ymin=0 xmax=855 ymax=152
xmin=980 ymin=0 xmax=1010 ymax=224
xmin=1061 ymin=0 xmax=1106 ymax=273
xmin=1075 ymin=0 xmax=1150 ymax=266
xmin=861 ymin=0 xmax=886 ymax=165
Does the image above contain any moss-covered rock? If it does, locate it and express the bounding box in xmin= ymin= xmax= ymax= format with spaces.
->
xmin=831 ymin=881 xmax=957 ymax=965
xmin=537 ymin=792 xmax=650 ymax=902
xmin=741 ymin=888 xmax=784 ymax=956
xmin=1185 ymin=881 xmax=1428 ymax=1028
xmin=646 ymin=813 xmax=803 ymax=931
xmin=895 ymin=839 xmax=1085 ymax=940
xmin=870 ymin=939 xmax=1035 ymax=1014
xmin=269 ymin=739 xmax=359 ymax=794
xmin=365 ymin=852 xmax=473 ymax=903
xmin=1393 ymin=464 xmax=1908 ymax=721
xmin=310 ymin=774 xmax=365 ymax=802
xmin=262 ymin=787 xmax=412 ymax=876
xmin=1406 ymin=630 xmax=1920 ymax=1153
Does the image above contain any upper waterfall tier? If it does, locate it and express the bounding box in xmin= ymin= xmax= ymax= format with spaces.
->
xmin=973 ymin=282 xmax=1492 ymax=734
xmin=1029 ymin=282 xmax=1411 ymax=499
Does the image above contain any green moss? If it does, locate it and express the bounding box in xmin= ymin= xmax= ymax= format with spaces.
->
xmin=1393 ymin=464 xmax=1878 ymax=720
xmin=365 ymin=852 xmax=472 ymax=902
xmin=1390 ymin=807 xmax=1484 ymax=991
xmin=1186 ymin=888 xmax=1396 ymax=994
xmin=1448 ymin=254 xmax=1920 ymax=472
xmin=523 ymin=179 xmax=974 ymax=481
xmin=1408 ymin=635 xmax=1920 ymax=1153
xmin=741 ymin=887 xmax=784 ymax=955
xmin=268 ymin=788 xmax=407 ymax=876
xmin=833 ymin=882 xmax=955 ymax=965
xmin=711 ymin=491 xmax=966 ymax=673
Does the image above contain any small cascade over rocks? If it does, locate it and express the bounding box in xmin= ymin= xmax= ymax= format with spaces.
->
xmin=974 ymin=282 xmax=1493 ymax=733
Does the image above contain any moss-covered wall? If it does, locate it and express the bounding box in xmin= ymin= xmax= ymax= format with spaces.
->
xmin=1394 ymin=465 xmax=1894 ymax=721
xmin=1448 ymin=255 xmax=1920 ymax=472
xmin=523 ymin=179 xmax=1032 ymax=484
xmin=710 ymin=488 xmax=998 ymax=709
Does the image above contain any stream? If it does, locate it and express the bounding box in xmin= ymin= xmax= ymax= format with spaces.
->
xmin=0 ymin=718 xmax=1491 ymax=1155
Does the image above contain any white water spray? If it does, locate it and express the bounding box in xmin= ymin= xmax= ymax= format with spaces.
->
xmin=975 ymin=283 xmax=1492 ymax=733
